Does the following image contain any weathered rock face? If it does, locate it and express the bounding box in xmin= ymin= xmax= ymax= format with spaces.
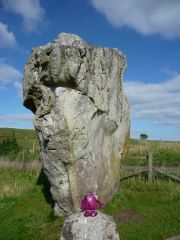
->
xmin=23 ymin=33 xmax=130 ymax=216
xmin=60 ymin=212 xmax=120 ymax=240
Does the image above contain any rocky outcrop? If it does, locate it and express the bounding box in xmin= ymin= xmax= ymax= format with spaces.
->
xmin=23 ymin=33 xmax=130 ymax=216
xmin=60 ymin=211 xmax=120 ymax=240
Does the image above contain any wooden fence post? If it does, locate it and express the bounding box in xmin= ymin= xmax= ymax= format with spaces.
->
xmin=32 ymin=141 xmax=35 ymax=153
xmin=148 ymin=152 xmax=153 ymax=182
xmin=22 ymin=151 xmax=26 ymax=169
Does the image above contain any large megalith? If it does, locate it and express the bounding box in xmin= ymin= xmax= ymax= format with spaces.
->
xmin=23 ymin=33 xmax=130 ymax=216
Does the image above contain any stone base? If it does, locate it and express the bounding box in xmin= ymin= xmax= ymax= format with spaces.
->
xmin=60 ymin=211 xmax=120 ymax=240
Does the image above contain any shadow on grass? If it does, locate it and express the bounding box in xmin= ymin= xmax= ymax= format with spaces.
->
xmin=37 ymin=168 xmax=55 ymax=208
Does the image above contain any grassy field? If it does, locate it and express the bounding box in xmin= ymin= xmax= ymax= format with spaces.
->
xmin=0 ymin=128 xmax=39 ymax=162
xmin=0 ymin=128 xmax=180 ymax=166
xmin=0 ymin=130 xmax=179 ymax=239
xmin=0 ymin=128 xmax=39 ymax=152
xmin=105 ymin=178 xmax=180 ymax=240
xmin=0 ymin=168 xmax=64 ymax=240
xmin=124 ymin=139 xmax=180 ymax=166
xmin=0 ymin=167 xmax=179 ymax=240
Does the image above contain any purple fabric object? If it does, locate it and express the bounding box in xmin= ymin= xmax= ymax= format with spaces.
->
xmin=80 ymin=193 xmax=104 ymax=217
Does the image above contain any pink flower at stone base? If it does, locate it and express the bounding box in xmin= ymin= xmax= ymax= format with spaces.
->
xmin=80 ymin=193 xmax=104 ymax=217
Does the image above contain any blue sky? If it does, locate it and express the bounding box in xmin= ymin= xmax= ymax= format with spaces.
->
xmin=0 ymin=0 xmax=180 ymax=141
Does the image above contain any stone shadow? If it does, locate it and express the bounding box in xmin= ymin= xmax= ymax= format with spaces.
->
xmin=37 ymin=168 xmax=54 ymax=208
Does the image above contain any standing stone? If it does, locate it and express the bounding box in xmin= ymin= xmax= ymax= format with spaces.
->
xmin=60 ymin=212 xmax=120 ymax=240
xmin=23 ymin=33 xmax=130 ymax=216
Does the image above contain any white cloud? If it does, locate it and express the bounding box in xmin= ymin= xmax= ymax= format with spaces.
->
xmin=154 ymin=119 xmax=180 ymax=127
xmin=90 ymin=0 xmax=180 ymax=38
xmin=14 ymin=81 xmax=23 ymax=97
xmin=124 ymin=74 xmax=180 ymax=127
xmin=0 ymin=22 xmax=16 ymax=47
xmin=0 ymin=114 xmax=33 ymax=122
xmin=1 ymin=0 xmax=45 ymax=32
xmin=0 ymin=61 xmax=22 ymax=89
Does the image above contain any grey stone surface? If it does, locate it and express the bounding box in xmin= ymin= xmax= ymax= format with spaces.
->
xmin=60 ymin=211 xmax=120 ymax=240
xmin=23 ymin=33 xmax=130 ymax=215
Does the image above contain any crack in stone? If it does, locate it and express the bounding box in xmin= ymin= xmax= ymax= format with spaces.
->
xmin=91 ymin=109 xmax=106 ymax=120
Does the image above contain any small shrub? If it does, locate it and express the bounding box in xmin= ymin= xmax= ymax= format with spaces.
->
xmin=0 ymin=131 xmax=20 ymax=156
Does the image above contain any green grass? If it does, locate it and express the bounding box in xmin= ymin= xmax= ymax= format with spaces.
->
xmin=0 ymin=168 xmax=64 ymax=240
xmin=124 ymin=139 xmax=180 ymax=166
xmin=153 ymin=149 xmax=180 ymax=166
xmin=0 ymin=168 xmax=179 ymax=240
xmin=0 ymin=151 xmax=40 ymax=162
xmin=0 ymin=168 xmax=37 ymax=199
xmin=0 ymin=128 xmax=39 ymax=162
xmin=104 ymin=177 xmax=180 ymax=240
xmin=0 ymin=128 xmax=39 ymax=152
